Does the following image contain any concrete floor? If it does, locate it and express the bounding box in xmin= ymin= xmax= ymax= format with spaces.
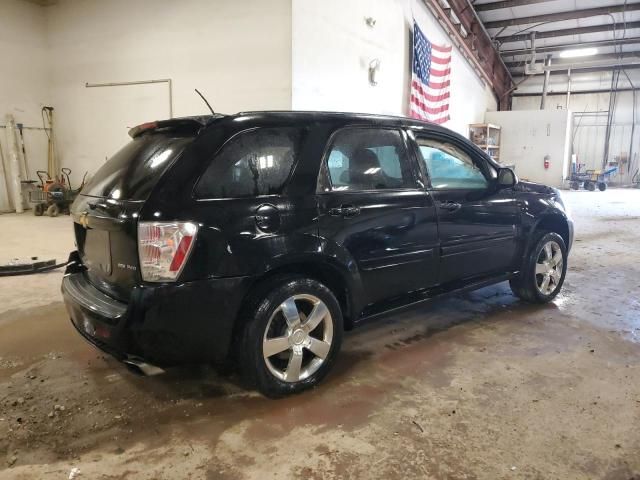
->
xmin=0 ymin=213 xmax=73 ymax=313
xmin=1 ymin=189 xmax=639 ymax=479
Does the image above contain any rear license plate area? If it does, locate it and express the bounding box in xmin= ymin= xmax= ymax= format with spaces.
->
xmin=84 ymin=229 xmax=112 ymax=275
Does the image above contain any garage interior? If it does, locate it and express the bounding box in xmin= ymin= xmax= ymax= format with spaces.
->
xmin=1 ymin=0 xmax=640 ymax=478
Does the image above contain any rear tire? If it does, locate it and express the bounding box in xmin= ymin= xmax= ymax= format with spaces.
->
xmin=47 ymin=204 xmax=60 ymax=217
xmin=510 ymin=231 xmax=567 ymax=304
xmin=598 ymin=182 xmax=607 ymax=191
xmin=570 ymin=181 xmax=580 ymax=190
xmin=33 ymin=204 xmax=45 ymax=216
xmin=585 ymin=181 xmax=596 ymax=191
xmin=238 ymin=276 xmax=343 ymax=397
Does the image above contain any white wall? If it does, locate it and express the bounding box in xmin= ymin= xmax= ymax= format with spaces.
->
xmin=512 ymin=71 xmax=639 ymax=184
xmin=3 ymin=0 xmax=500 ymax=197
xmin=486 ymin=110 xmax=572 ymax=188
xmin=47 ymin=0 xmax=292 ymax=176
xmin=291 ymin=0 xmax=497 ymax=137
xmin=0 ymin=0 xmax=50 ymax=212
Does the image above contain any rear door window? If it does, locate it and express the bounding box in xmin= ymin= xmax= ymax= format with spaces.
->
xmin=195 ymin=128 xmax=301 ymax=199
xmin=324 ymin=128 xmax=415 ymax=191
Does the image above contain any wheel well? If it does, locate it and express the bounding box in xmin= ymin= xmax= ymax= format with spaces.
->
xmin=536 ymin=215 xmax=570 ymax=247
xmin=233 ymin=262 xmax=353 ymax=341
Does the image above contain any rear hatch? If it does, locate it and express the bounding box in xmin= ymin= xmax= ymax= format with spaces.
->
xmin=72 ymin=120 xmax=201 ymax=300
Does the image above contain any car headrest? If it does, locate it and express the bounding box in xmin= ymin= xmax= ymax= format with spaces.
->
xmin=351 ymin=149 xmax=380 ymax=173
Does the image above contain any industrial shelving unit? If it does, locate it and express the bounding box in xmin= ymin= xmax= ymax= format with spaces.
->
xmin=469 ymin=123 xmax=501 ymax=162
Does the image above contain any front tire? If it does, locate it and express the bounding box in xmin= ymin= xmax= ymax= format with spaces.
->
xmin=238 ymin=276 xmax=343 ymax=397
xmin=510 ymin=232 xmax=567 ymax=303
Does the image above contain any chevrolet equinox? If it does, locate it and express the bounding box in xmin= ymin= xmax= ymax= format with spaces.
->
xmin=62 ymin=111 xmax=573 ymax=397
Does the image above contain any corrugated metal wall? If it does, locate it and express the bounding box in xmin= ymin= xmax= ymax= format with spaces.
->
xmin=513 ymin=91 xmax=639 ymax=185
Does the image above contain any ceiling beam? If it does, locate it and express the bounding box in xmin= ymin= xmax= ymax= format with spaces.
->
xmin=504 ymin=51 xmax=640 ymax=68
xmin=496 ymin=21 xmax=640 ymax=44
xmin=512 ymin=86 xmax=639 ymax=97
xmin=511 ymin=65 xmax=640 ymax=87
xmin=474 ymin=0 xmax=556 ymax=12
xmin=501 ymin=37 xmax=640 ymax=56
xmin=548 ymin=58 xmax=640 ymax=71
xmin=423 ymin=0 xmax=514 ymax=108
xmin=511 ymin=63 xmax=640 ymax=79
xmin=484 ymin=4 xmax=640 ymax=29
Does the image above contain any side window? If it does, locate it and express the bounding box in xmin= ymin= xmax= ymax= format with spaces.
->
xmin=325 ymin=128 xmax=415 ymax=191
xmin=416 ymin=138 xmax=488 ymax=190
xmin=195 ymin=128 xmax=301 ymax=198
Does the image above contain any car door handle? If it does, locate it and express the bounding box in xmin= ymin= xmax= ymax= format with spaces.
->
xmin=329 ymin=204 xmax=361 ymax=218
xmin=438 ymin=201 xmax=462 ymax=212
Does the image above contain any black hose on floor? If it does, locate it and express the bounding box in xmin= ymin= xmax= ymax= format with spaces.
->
xmin=0 ymin=259 xmax=68 ymax=277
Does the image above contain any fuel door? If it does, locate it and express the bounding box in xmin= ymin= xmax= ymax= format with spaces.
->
xmin=255 ymin=204 xmax=281 ymax=233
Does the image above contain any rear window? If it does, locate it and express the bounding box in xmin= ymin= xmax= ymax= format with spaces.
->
xmin=194 ymin=127 xmax=301 ymax=199
xmin=81 ymin=133 xmax=193 ymax=201
xmin=325 ymin=128 xmax=414 ymax=191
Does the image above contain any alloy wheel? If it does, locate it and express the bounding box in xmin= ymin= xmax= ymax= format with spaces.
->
xmin=262 ymin=294 xmax=333 ymax=383
xmin=535 ymin=240 xmax=563 ymax=295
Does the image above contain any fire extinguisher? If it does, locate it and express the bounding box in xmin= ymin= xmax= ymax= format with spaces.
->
xmin=544 ymin=155 xmax=551 ymax=170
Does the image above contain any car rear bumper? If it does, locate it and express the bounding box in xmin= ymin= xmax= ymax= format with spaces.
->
xmin=62 ymin=253 xmax=251 ymax=367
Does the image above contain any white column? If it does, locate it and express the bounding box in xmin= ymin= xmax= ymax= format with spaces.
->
xmin=4 ymin=114 xmax=24 ymax=213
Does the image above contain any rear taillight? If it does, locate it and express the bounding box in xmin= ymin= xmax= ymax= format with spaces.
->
xmin=138 ymin=221 xmax=198 ymax=282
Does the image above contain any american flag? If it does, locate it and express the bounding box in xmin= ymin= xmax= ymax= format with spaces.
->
xmin=409 ymin=20 xmax=452 ymax=124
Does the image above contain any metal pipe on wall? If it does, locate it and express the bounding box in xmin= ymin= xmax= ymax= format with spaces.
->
xmin=602 ymin=70 xmax=621 ymax=168
xmin=85 ymin=79 xmax=173 ymax=118
xmin=540 ymin=55 xmax=552 ymax=109
xmin=566 ymin=68 xmax=572 ymax=110
xmin=42 ymin=107 xmax=57 ymax=178
xmin=618 ymin=69 xmax=637 ymax=182
xmin=528 ymin=31 xmax=537 ymax=69
xmin=627 ymin=83 xmax=637 ymax=181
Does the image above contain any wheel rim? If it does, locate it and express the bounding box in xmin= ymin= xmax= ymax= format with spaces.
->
xmin=535 ymin=240 xmax=563 ymax=295
xmin=262 ymin=294 xmax=333 ymax=383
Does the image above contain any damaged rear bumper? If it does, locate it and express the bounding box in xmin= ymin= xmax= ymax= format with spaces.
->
xmin=61 ymin=252 xmax=251 ymax=370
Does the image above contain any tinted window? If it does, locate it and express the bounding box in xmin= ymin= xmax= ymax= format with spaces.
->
xmin=195 ymin=128 xmax=301 ymax=198
xmin=325 ymin=129 xmax=414 ymax=191
xmin=81 ymin=134 xmax=193 ymax=200
xmin=417 ymin=139 xmax=488 ymax=189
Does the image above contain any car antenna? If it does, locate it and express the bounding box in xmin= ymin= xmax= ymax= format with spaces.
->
xmin=194 ymin=88 xmax=215 ymax=115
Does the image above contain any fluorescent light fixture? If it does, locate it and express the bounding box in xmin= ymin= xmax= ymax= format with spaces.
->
xmin=559 ymin=47 xmax=598 ymax=59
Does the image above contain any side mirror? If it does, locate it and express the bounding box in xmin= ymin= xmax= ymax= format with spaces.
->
xmin=497 ymin=167 xmax=518 ymax=188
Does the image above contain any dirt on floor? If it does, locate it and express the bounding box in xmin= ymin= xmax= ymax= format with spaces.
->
xmin=1 ymin=189 xmax=640 ymax=480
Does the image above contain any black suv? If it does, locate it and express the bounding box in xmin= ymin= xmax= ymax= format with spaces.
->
xmin=62 ymin=111 xmax=573 ymax=397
